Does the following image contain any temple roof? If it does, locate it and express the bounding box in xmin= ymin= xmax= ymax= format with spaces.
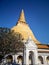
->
xmin=11 ymin=10 xmax=49 ymax=49
xmin=11 ymin=10 xmax=40 ymax=44
xmin=37 ymin=44 xmax=49 ymax=49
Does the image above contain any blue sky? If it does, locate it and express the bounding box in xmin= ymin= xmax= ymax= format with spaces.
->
xmin=0 ymin=0 xmax=49 ymax=44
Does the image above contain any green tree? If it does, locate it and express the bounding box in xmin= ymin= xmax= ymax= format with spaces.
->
xmin=0 ymin=27 xmax=24 ymax=56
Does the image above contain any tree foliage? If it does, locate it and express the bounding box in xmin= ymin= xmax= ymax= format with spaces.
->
xmin=0 ymin=27 xmax=24 ymax=56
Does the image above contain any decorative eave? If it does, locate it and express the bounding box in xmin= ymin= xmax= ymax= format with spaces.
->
xmin=37 ymin=44 xmax=49 ymax=49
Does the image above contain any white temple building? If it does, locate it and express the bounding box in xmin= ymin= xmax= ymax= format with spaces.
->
xmin=4 ymin=10 xmax=49 ymax=65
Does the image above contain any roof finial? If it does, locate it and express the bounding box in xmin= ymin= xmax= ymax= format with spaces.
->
xmin=22 ymin=9 xmax=24 ymax=13
xmin=18 ymin=9 xmax=26 ymax=23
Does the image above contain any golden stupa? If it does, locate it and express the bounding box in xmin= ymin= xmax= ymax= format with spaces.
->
xmin=11 ymin=10 xmax=40 ymax=44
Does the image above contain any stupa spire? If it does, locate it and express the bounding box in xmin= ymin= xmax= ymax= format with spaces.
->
xmin=18 ymin=9 xmax=26 ymax=23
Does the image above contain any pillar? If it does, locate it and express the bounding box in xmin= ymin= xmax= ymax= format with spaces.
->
xmin=23 ymin=49 xmax=29 ymax=65
xmin=12 ymin=55 xmax=15 ymax=63
xmin=12 ymin=55 xmax=18 ymax=64
xmin=33 ymin=50 xmax=38 ymax=65
xmin=44 ymin=56 xmax=47 ymax=64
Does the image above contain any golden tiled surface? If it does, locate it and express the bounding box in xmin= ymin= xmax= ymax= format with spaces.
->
xmin=11 ymin=10 xmax=40 ymax=44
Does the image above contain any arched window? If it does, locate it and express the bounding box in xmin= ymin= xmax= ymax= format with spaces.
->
xmin=17 ymin=55 xmax=23 ymax=64
xmin=38 ymin=56 xmax=44 ymax=64
xmin=6 ymin=55 xmax=13 ymax=63
xmin=46 ymin=56 xmax=49 ymax=64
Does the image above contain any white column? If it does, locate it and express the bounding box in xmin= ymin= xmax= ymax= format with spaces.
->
xmin=14 ymin=55 xmax=18 ymax=64
xmin=23 ymin=49 xmax=29 ymax=65
xmin=12 ymin=55 xmax=18 ymax=64
xmin=12 ymin=55 xmax=15 ymax=63
xmin=33 ymin=50 xmax=38 ymax=65
xmin=44 ymin=56 xmax=47 ymax=64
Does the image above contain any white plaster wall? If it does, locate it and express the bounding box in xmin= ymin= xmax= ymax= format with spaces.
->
xmin=38 ymin=52 xmax=49 ymax=65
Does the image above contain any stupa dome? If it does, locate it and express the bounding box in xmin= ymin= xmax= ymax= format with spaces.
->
xmin=11 ymin=10 xmax=40 ymax=44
